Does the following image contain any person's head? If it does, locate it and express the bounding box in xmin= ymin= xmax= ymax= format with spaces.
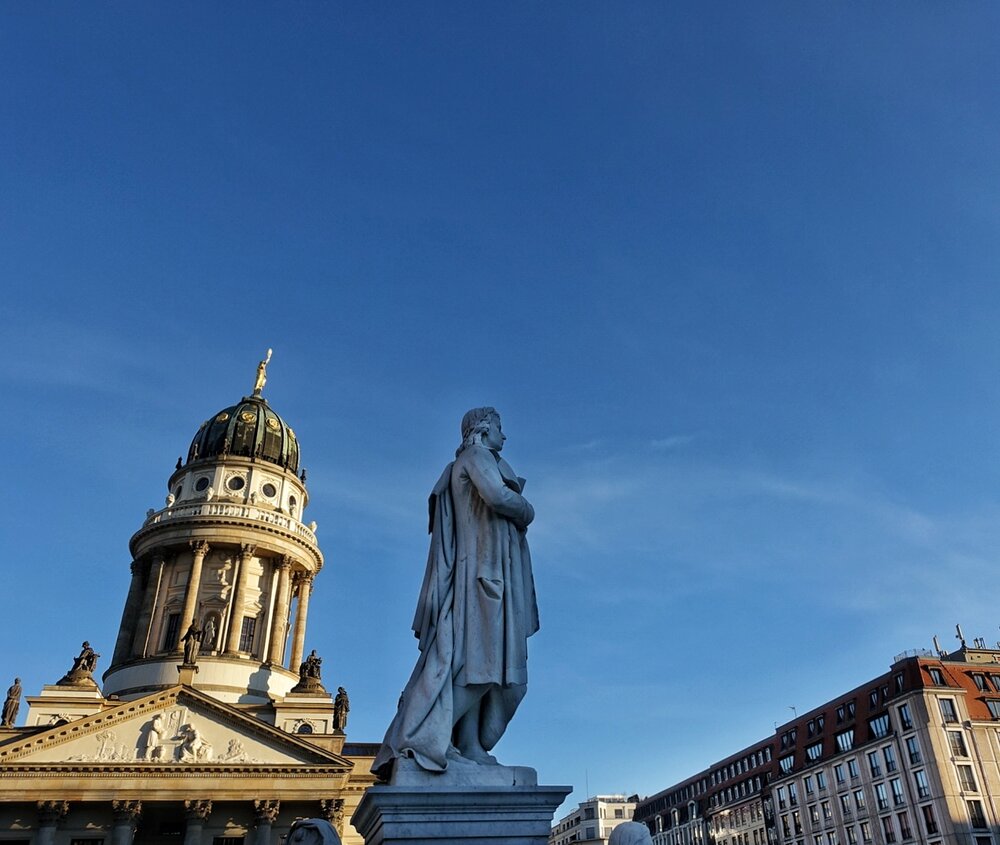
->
xmin=609 ymin=822 xmax=654 ymax=845
xmin=288 ymin=819 xmax=342 ymax=845
xmin=460 ymin=407 xmax=504 ymax=452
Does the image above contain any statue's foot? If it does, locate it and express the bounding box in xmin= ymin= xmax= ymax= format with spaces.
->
xmin=451 ymin=743 xmax=499 ymax=765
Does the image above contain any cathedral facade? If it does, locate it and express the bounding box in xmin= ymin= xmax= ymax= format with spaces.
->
xmin=0 ymin=361 xmax=378 ymax=845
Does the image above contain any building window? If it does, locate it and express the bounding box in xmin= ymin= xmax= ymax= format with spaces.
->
xmin=781 ymin=816 xmax=791 ymax=838
xmin=913 ymin=770 xmax=930 ymax=799
xmin=868 ymin=714 xmax=891 ymax=740
xmin=806 ymin=742 xmax=823 ymax=762
xmin=790 ymin=784 xmax=799 ymax=806
xmin=869 ymin=690 xmax=879 ymax=708
xmin=883 ymin=746 xmax=897 ymax=773
xmin=927 ymin=667 xmax=945 ymax=686
xmin=890 ymin=778 xmax=905 ymax=806
xmin=921 ymin=805 xmax=938 ymax=836
xmin=882 ymin=817 xmax=896 ymax=844
xmin=968 ymin=801 xmax=987 ymax=830
xmin=897 ymin=812 xmax=912 ymax=841
xmin=778 ymin=787 xmax=787 ymax=810
xmin=847 ymin=701 xmax=857 ymax=719
xmin=585 ymin=827 xmax=596 ymax=840
xmin=846 ymin=827 xmax=858 ymax=845
xmin=839 ymin=795 xmax=851 ymax=817
xmin=837 ymin=705 xmax=846 ymax=724
xmin=867 ymin=751 xmax=882 ymax=777
xmin=162 ymin=612 xmax=181 ymax=651
xmin=805 ymin=776 xmax=815 ymax=795
xmin=898 ymin=703 xmax=913 ymax=731
xmin=821 ymin=802 xmax=832 ymax=821
xmin=615 ymin=809 xmax=624 ymax=819
xmin=585 ymin=808 xmax=595 ymax=820
xmin=860 ymin=821 xmax=872 ymax=843
xmin=986 ymin=700 xmax=1000 ymax=720
xmin=957 ymin=764 xmax=977 ymax=792
xmin=834 ymin=765 xmax=846 ymax=785
xmin=836 ymin=731 xmax=855 ymax=753
xmin=827 ymin=833 xmax=838 ymax=845
xmin=780 ymin=755 xmax=794 ymax=775
xmin=853 ymin=790 xmax=866 ymax=812
xmin=875 ymin=784 xmax=889 ymax=812
xmin=894 ymin=674 xmax=905 ymax=694
xmin=972 ymin=673 xmax=989 ymax=691
xmin=939 ymin=698 xmax=958 ymax=723
xmin=948 ymin=731 xmax=969 ymax=757
xmin=847 ymin=758 xmax=860 ymax=780
xmin=816 ymin=771 xmax=827 ymax=790
xmin=238 ymin=615 xmax=257 ymax=652
xmin=793 ymin=811 xmax=803 ymax=835
xmin=906 ymin=737 xmax=922 ymax=765
xmin=991 ymin=675 xmax=1000 ymax=693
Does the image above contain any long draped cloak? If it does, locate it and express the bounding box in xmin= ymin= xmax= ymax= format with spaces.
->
xmin=371 ymin=444 xmax=538 ymax=779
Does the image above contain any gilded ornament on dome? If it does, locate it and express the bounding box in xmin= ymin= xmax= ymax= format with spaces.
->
xmin=287 ymin=427 xmax=296 ymax=439
xmin=266 ymin=417 xmax=280 ymax=431
xmin=240 ymin=411 xmax=256 ymax=423
xmin=215 ymin=412 xmax=230 ymax=423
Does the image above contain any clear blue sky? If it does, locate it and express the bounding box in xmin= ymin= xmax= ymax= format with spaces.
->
xmin=3 ymin=3 xmax=1000 ymax=815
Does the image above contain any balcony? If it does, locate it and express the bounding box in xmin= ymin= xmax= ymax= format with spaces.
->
xmin=142 ymin=501 xmax=318 ymax=545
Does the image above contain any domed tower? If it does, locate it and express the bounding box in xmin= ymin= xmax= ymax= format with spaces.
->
xmin=102 ymin=354 xmax=323 ymax=706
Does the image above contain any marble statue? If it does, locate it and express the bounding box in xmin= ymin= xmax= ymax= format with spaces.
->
xmin=1 ymin=678 xmax=21 ymax=727
xmin=372 ymin=407 xmax=537 ymax=779
xmin=300 ymin=649 xmax=322 ymax=680
xmin=177 ymin=724 xmax=212 ymax=761
xmin=202 ymin=617 xmax=216 ymax=650
xmin=144 ymin=714 xmax=165 ymax=760
xmin=288 ymin=818 xmax=342 ymax=845
xmin=181 ymin=622 xmax=202 ymax=665
xmin=609 ymin=823 xmax=654 ymax=845
xmin=333 ymin=686 xmax=350 ymax=730
xmin=253 ymin=348 xmax=273 ymax=395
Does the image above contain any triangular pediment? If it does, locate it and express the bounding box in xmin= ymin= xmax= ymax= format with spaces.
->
xmin=0 ymin=686 xmax=351 ymax=769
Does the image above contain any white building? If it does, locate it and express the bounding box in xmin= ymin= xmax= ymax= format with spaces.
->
xmin=550 ymin=795 xmax=638 ymax=845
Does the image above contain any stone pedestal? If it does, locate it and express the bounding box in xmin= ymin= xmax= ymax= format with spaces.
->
xmin=352 ymin=760 xmax=570 ymax=845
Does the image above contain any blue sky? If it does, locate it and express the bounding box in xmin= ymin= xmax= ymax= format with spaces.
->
xmin=3 ymin=2 xmax=1000 ymax=815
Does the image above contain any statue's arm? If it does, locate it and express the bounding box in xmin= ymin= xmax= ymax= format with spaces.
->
xmin=464 ymin=448 xmax=534 ymax=528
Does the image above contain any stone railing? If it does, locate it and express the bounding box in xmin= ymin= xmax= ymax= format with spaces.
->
xmin=143 ymin=502 xmax=317 ymax=544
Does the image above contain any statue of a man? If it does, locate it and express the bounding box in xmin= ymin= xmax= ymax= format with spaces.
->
xmin=181 ymin=623 xmax=202 ymax=665
xmin=74 ymin=642 xmax=99 ymax=675
xmin=333 ymin=686 xmax=350 ymax=730
xmin=1 ymin=678 xmax=21 ymax=727
xmin=372 ymin=407 xmax=537 ymax=778
xmin=300 ymin=650 xmax=322 ymax=680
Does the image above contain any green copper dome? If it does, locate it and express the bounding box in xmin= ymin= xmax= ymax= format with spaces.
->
xmin=187 ymin=395 xmax=300 ymax=473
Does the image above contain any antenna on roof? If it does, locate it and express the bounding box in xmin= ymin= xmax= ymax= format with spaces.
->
xmin=956 ymin=623 xmax=967 ymax=648
xmin=789 ymin=706 xmax=797 ymax=718
xmin=933 ymin=634 xmax=945 ymax=656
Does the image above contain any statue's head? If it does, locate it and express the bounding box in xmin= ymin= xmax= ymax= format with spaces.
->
xmin=608 ymin=822 xmax=654 ymax=845
xmin=460 ymin=407 xmax=503 ymax=452
xmin=288 ymin=818 xmax=342 ymax=845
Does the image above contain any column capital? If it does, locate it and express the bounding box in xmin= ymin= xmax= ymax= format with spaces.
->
xmin=37 ymin=801 xmax=69 ymax=825
xmin=293 ymin=571 xmax=314 ymax=589
xmin=276 ymin=555 xmax=294 ymax=570
xmin=318 ymin=799 xmax=345 ymax=836
xmin=240 ymin=543 xmax=257 ymax=560
xmin=253 ymin=799 xmax=281 ymax=826
xmin=189 ymin=540 xmax=210 ymax=557
xmin=184 ymin=799 xmax=212 ymax=821
xmin=112 ymin=800 xmax=143 ymax=823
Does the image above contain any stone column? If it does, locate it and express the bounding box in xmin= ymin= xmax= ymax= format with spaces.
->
xmin=34 ymin=801 xmax=68 ymax=845
xmin=177 ymin=541 xmax=210 ymax=649
xmin=319 ymin=798 xmax=345 ymax=839
xmin=253 ymin=800 xmax=280 ymax=845
xmin=266 ymin=558 xmax=293 ymax=665
xmin=112 ymin=561 xmax=147 ymax=664
xmin=183 ymin=799 xmax=212 ymax=845
xmin=288 ymin=572 xmax=314 ymax=670
xmin=131 ymin=550 xmax=166 ymax=657
xmin=111 ymin=800 xmax=142 ymax=845
xmin=224 ymin=544 xmax=256 ymax=655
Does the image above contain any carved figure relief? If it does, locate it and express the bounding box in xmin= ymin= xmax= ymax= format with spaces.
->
xmin=177 ymin=723 xmax=213 ymax=761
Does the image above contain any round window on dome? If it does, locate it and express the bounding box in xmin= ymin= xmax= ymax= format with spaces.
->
xmin=261 ymin=483 xmax=277 ymax=498
xmin=227 ymin=476 xmax=246 ymax=491
xmin=195 ymin=477 xmax=211 ymax=492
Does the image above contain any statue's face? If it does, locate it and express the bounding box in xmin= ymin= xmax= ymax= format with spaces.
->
xmin=481 ymin=416 xmax=505 ymax=451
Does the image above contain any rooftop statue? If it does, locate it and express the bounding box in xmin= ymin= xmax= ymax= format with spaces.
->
xmin=1 ymin=678 xmax=21 ymax=727
xmin=372 ymin=407 xmax=537 ymax=779
xmin=57 ymin=641 xmax=100 ymax=686
xmin=253 ymin=348 xmax=273 ymax=396
xmin=181 ymin=622 xmax=202 ymax=665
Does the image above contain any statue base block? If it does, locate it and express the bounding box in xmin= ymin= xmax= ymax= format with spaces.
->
xmin=352 ymin=772 xmax=570 ymax=845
